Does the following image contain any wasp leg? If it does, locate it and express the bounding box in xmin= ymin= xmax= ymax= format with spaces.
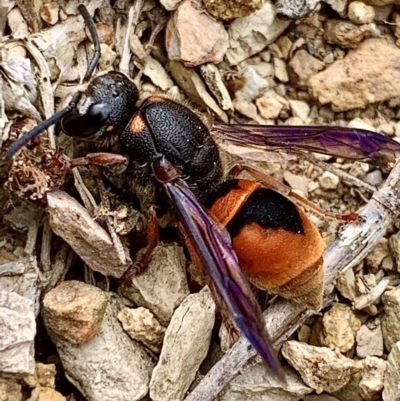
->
xmin=122 ymin=204 xmax=159 ymax=282
xmin=69 ymin=152 xmax=129 ymax=168
xmin=228 ymin=164 xmax=359 ymax=222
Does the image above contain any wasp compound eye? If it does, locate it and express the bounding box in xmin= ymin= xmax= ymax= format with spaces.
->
xmin=60 ymin=103 xmax=111 ymax=138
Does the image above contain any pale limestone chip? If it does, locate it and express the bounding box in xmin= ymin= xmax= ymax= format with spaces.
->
xmin=282 ymin=341 xmax=360 ymax=393
xmin=149 ymin=289 xmax=215 ymax=401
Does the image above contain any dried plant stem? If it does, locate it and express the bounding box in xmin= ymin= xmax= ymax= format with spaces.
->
xmin=134 ymin=20 xmax=166 ymax=87
xmin=185 ymin=158 xmax=400 ymax=401
xmin=40 ymin=216 xmax=52 ymax=272
xmin=24 ymin=209 xmax=44 ymax=255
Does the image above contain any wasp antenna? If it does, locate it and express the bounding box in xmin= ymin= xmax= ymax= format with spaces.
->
xmin=78 ymin=4 xmax=101 ymax=82
xmin=6 ymin=89 xmax=83 ymax=159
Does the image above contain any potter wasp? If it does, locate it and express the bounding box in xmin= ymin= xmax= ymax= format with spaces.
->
xmin=5 ymin=5 xmax=400 ymax=381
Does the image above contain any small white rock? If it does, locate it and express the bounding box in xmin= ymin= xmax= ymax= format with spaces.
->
xmin=160 ymin=0 xmax=184 ymax=11
xmin=348 ymin=117 xmax=377 ymax=132
xmin=348 ymin=2 xmax=375 ymax=24
xmin=252 ymin=61 xmax=274 ymax=78
xmin=256 ymin=92 xmax=283 ymax=119
xmin=319 ymin=171 xmax=340 ymax=190
xmin=273 ymin=57 xmax=289 ymax=83
xmin=289 ymin=99 xmax=310 ymax=121
xmin=235 ymin=66 xmax=269 ymax=102
xmin=335 ymin=268 xmax=357 ymax=301
xmin=356 ymin=321 xmax=384 ymax=358
xmin=359 ymin=356 xmax=386 ymax=400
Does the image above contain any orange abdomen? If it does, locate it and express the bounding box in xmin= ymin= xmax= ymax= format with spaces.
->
xmin=208 ymin=179 xmax=325 ymax=310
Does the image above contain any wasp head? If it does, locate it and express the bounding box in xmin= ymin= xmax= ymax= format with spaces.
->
xmin=61 ymin=71 xmax=139 ymax=142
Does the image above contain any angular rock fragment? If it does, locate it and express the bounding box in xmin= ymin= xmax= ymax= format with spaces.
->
xmin=219 ymin=363 xmax=313 ymax=401
xmin=0 ymin=377 xmax=22 ymax=401
xmin=348 ymin=2 xmax=375 ymax=24
xmin=120 ymin=243 xmax=189 ymax=326
xmin=365 ymin=238 xmax=389 ymax=270
xmin=46 ymin=190 xmax=132 ymax=278
xmin=323 ymin=20 xmax=374 ymax=48
xmin=256 ymin=91 xmax=288 ymax=120
xmin=359 ymin=356 xmax=386 ymax=401
xmin=335 ymin=268 xmax=356 ymax=301
xmin=159 ymin=0 xmax=183 ymax=10
xmin=382 ymin=287 xmax=400 ymax=351
xmin=323 ymin=0 xmax=349 ymax=17
xmin=44 ymin=295 xmax=153 ymax=401
xmin=356 ymin=321 xmax=384 ymax=358
xmin=166 ymin=0 xmax=229 ymax=67
xmin=383 ymin=341 xmax=400 ymax=401
xmin=309 ymin=39 xmax=400 ymax=111
xmin=43 ymin=281 xmax=108 ymax=345
xmin=149 ymin=289 xmax=215 ymax=401
xmin=321 ymin=303 xmax=361 ymax=352
xmin=118 ymin=307 xmax=165 ymax=353
xmin=389 ymin=231 xmax=400 ymax=272
xmin=0 ymin=291 xmax=35 ymax=375
xmin=233 ymin=67 xmax=269 ymax=102
xmin=282 ymin=341 xmax=359 ymax=393
xmin=288 ymin=50 xmax=325 ymax=88
xmin=0 ymin=256 xmax=42 ymax=316
xmin=226 ymin=2 xmax=290 ymax=65
xmin=28 ymin=386 xmax=66 ymax=401
xmin=273 ymin=57 xmax=289 ymax=83
xmin=23 ymin=362 xmax=57 ymax=389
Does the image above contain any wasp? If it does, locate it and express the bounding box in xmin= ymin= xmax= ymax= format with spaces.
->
xmin=5 ymin=4 xmax=400 ymax=381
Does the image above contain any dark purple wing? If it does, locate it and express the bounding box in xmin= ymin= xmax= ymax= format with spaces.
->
xmin=212 ymin=123 xmax=400 ymax=165
xmin=163 ymin=179 xmax=284 ymax=381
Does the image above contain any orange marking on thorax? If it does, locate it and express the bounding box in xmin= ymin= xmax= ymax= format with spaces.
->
xmin=129 ymin=115 xmax=146 ymax=134
xmin=147 ymin=95 xmax=165 ymax=102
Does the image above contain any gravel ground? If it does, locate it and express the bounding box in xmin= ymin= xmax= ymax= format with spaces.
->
xmin=1 ymin=1 xmax=400 ymax=400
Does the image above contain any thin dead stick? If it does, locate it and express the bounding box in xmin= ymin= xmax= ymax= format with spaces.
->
xmin=25 ymin=209 xmax=44 ymax=254
xmin=134 ymin=20 xmax=166 ymax=87
xmin=119 ymin=1 xmax=143 ymax=75
xmin=72 ymin=168 xmax=97 ymax=214
xmin=44 ymin=243 xmax=70 ymax=292
xmin=7 ymin=38 xmax=56 ymax=148
xmin=184 ymin=158 xmax=400 ymax=401
xmin=40 ymin=216 xmax=52 ymax=272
